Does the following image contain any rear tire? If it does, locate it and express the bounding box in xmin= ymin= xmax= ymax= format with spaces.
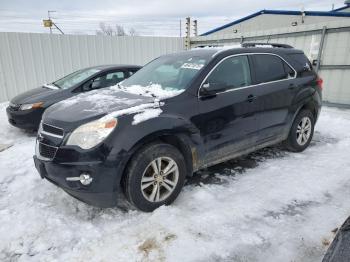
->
xmin=283 ymin=109 xmax=315 ymax=152
xmin=123 ymin=143 xmax=186 ymax=212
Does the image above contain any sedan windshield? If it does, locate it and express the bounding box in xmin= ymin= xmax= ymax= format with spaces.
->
xmin=121 ymin=52 xmax=212 ymax=91
xmin=53 ymin=68 xmax=101 ymax=89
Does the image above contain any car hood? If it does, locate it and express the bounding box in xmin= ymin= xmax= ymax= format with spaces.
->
xmin=11 ymin=86 xmax=63 ymax=105
xmin=43 ymin=88 xmax=156 ymax=129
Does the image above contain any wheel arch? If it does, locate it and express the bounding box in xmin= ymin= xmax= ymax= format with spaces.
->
xmin=299 ymin=100 xmax=318 ymax=120
xmin=119 ymin=130 xmax=198 ymax=188
xmin=292 ymin=95 xmax=320 ymax=127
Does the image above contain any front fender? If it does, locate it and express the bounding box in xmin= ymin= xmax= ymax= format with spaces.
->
xmin=116 ymin=114 xmax=201 ymax=149
xmin=108 ymin=113 xmax=205 ymax=172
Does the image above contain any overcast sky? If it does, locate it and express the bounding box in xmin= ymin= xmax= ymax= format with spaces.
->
xmin=0 ymin=0 xmax=347 ymax=36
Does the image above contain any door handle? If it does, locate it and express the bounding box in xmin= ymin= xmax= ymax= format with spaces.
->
xmin=247 ymin=94 xmax=257 ymax=103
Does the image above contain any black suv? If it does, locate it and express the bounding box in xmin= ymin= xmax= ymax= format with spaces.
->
xmin=34 ymin=43 xmax=322 ymax=212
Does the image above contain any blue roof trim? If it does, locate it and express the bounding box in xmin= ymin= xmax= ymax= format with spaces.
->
xmin=332 ymin=5 xmax=350 ymax=12
xmin=201 ymin=10 xmax=263 ymax=36
xmin=201 ymin=9 xmax=350 ymax=36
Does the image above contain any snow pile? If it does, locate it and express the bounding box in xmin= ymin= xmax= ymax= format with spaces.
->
xmin=1 ymin=104 xmax=350 ymax=261
xmin=112 ymin=83 xmax=184 ymax=99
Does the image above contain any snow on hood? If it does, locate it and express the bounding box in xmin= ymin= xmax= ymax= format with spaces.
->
xmin=55 ymin=88 xmax=145 ymax=113
xmin=45 ymin=86 xmax=166 ymax=126
xmin=46 ymin=82 xmax=183 ymax=126
xmin=111 ymin=83 xmax=184 ymax=100
xmin=100 ymin=101 xmax=164 ymax=125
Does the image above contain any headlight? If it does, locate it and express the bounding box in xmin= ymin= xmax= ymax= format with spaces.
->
xmin=20 ymin=102 xmax=44 ymax=110
xmin=66 ymin=117 xmax=117 ymax=149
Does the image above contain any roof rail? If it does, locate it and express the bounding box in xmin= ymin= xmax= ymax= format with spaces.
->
xmin=242 ymin=42 xmax=294 ymax=49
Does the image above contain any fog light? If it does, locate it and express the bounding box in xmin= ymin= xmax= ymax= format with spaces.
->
xmin=80 ymin=174 xmax=93 ymax=185
xmin=66 ymin=173 xmax=93 ymax=185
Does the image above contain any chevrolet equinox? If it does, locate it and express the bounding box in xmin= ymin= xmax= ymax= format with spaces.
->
xmin=34 ymin=43 xmax=322 ymax=212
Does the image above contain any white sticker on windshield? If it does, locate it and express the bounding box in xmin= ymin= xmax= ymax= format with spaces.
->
xmin=181 ymin=63 xmax=204 ymax=70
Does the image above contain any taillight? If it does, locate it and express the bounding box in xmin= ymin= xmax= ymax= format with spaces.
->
xmin=316 ymin=77 xmax=323 ymax=90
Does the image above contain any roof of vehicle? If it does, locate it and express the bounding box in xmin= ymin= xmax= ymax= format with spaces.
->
xmin=85 ymin=64 xmax=142 ymax=71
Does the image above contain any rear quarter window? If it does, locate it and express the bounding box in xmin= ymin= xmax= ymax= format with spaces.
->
xmin=287 ymin=53 xmax=313 ymax=75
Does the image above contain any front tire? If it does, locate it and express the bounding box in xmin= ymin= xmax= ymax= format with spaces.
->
xmin=123 ymin=143 xmax=186 ymax=212
xmin=283 ymin=109 xmax=315 ymax=152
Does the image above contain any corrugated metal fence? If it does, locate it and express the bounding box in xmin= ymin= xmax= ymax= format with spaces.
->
xmin=191 ymin=20 xmax=350 ymax=105
xmin=0 ymin=33 xmax=184 ymax=102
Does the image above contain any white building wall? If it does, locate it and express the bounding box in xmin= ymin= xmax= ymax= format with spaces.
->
xmin=209 ymin=14 xmax=350 ymax=36
xmin=0 ymin=33 xmax=185 ymax=102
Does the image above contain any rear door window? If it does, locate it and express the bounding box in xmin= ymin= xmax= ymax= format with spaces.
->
xmin=253 ymin=54 xmax=292 ymax=84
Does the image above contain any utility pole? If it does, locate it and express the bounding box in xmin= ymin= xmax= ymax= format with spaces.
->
xmin=193 ymin=19 xmax=198 ymax=37
xmin=179 ymin=19 xmax=182 ymax=37
xmin=185 ymin=17 xmax=191 ymax=50
xmin=48 ymin=10 xmax=54 ymax=34
xmin=43 ymin=11 xmax=64 ymax=35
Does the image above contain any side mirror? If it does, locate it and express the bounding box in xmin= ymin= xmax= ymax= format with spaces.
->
xmin=200 ymin=82 xmax=226 ymax=97
xmin=312 ymin=59 xmax=318 ymax=66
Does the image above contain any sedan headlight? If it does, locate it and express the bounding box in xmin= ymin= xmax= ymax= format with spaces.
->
xmin=66 ymin=117 xmax=117 ymax=149
xmin=20 ymin=102 xmax=44 ymax=110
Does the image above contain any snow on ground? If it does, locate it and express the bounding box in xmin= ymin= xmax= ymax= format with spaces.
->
xmin=0 ymin=103 xmax=350 ymax=262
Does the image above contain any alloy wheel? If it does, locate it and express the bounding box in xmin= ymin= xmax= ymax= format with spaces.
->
xmin=140 ymin=157 xmax=179 ymax=202
xmin=296 ymin=116 xmax=312 ymax=146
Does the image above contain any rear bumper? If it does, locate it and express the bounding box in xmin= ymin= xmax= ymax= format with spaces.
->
xmin=6 ymin=107 xmax=43 ymax=130
xmin=33 ymin=155 xmax=126 ymax=207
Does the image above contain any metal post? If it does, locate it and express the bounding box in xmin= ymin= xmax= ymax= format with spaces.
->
xmin=193 ymin=20 xmax=198 ymax=37
xmin=185 ymin=17 xmax=191 ymax=50
xmin=48 ymin=11 xmax=52 ymax=34
xmin=316 ymin=26 xmax=327 ymax=73
xmin=180 ymin=19 xmax=182 ymax=37
xmin=240 ymin=36 xmax=244 ymax=44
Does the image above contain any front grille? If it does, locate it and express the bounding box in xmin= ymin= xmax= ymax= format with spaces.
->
xmin=39 ymin=142 xmax=58 ymax=160
xmin=42 ymin=123 xmax=64 ymax=137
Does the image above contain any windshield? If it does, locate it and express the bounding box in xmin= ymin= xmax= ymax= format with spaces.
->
xmin=121 ymin=52 xmax=211 ymax=91
xmin=54 ymin=68 xmax=101 ymax=89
